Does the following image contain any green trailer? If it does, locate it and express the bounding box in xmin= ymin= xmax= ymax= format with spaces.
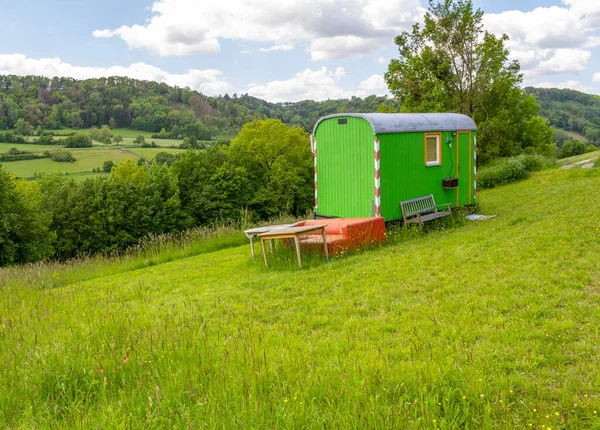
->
xmin=312 ymin=113 xmax=478 ymax=221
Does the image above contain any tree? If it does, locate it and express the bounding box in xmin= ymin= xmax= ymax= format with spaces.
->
xmin=134 ymin=135 xmax=146 ymax=144
xmin=100 ymin=125 xmax=112 ymax=142
xmin=553 ymin=128 xmax=570 ymax=146
xmin=103 ymin=160 xmax=115 ymax=172
xmin=558 ymin=140 xmax=585 ymax=159
xmin=89 ymin=126 xmax=99 ymax=140
xmin=154 ymin=152 xmax=179 ymax=166
xmin=113 ymin=135 xmax=123 ymax=145
xmin=0 ymin=166 xmax=54 ymax=266
xmin=15 ymin=118 xmax=33 ymax=136
xmin=385 ymin=0 xmax=553 ymax=164
xmin=228 ymin=119 xmax=313 ymax=218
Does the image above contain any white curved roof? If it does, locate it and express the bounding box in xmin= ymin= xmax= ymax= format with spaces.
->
xmin=313 ymin=113 xmax=477 ymax=135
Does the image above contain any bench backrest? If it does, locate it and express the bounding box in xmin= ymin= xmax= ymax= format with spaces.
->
xmin=400 ymin=194 xmax=437 ymax=218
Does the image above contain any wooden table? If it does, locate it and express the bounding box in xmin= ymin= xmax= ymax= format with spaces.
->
xmin=257 ymin=225 xmax=329 ymax=268
xmin=244 ymin=224 xmax=297 ymax=257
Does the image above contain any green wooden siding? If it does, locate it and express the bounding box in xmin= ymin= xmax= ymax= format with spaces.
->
xmin=378 ymin=131 xmax=474 ymax=221
xmin=315 ymin=116 xmax=374 ymax=218
xmin=314 ymin=117 xmax=476 ymax=221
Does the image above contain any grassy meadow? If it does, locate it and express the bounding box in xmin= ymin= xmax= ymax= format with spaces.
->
xmin=0 ymin=129 xmax=186 ymax=178
xmin=1 ymin=167 xmax=599 ymax=428
xmin=2 ymin=148 xmax=140 ymax=179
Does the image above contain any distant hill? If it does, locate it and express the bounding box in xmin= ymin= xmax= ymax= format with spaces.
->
xmin=0 ymin=75 xmax=397 ymax=138
xmin=525 ymin=87 xmax=600 ymax=144
xmin=5 ymin=74 xmax=596 ymax=143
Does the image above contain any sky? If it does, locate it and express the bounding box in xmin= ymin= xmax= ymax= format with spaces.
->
xmin=0 ymin=0 xmax=598 ymax=102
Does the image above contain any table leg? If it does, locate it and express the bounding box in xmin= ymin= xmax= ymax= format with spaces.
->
xmin=321 ymin=229 xmax=329 ymax=261
xmin=250 ymin=237 xmax=255 ymax=258
xmin=260 ymin=238 xmax=268 ymax=268
xmin=294 ymin=235 xmax=302 ymax=267
xmin=270 ymin=239 xmax=274 ymax=254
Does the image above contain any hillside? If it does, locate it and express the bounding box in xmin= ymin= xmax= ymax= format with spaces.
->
xmin=1 ymin=165 xmax=599 ymax=428
xmin=0 ymin=75 xmax=397 ymax=138
xmin=526 ymin=87 xmax=600 ymax=144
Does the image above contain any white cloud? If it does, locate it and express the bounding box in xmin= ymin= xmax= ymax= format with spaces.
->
xmin=246 ymin=67 xmax=389 ymax=102
xmin=484 ymin=1 xmax=600 ymax=80
xmin=258 ymin=44 xmax=294 ymax=53
xmin=358 ymin=74 xmax=389 ymax=96
xmin=247 ymin=67 xmax=353 ymax=102
xmin=563 ymin=0 xmax=600 ymax=29
xmin=310 ymin=36 xmax=383 ymax=61
xmin=93 ymin=0 xmax=423 ymax=60
xmin=535 ymin=79 xmax=594 ymax=93
xmin=593 ymin=72 xmax=600 ymax=83
xmin=0 ymin=54 xmax=230 ymax=95
xmin=377 ymin=57 xmax=387 ymax=64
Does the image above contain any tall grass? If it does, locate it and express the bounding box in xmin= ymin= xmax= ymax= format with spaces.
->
xmin=0 ymin=214 xmax=300 ymax=291
xmin=1 ymin=169 xmax=599 ymax=428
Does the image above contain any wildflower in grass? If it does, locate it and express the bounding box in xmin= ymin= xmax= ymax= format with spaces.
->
xmin=554 ymin=412 xmax=559 ymax=416
xmin=124 ymin=352 xmax=130 ymax=364
xmin=284 ymin=399 xmax=288 ymax=403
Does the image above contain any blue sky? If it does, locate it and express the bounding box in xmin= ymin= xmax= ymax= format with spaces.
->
xmin=0 ymin=0 xmax=598 ymax=101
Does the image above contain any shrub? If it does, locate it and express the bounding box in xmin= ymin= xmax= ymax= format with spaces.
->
xmin=584 ymin=145 xmax=599 ymax=153
xmin=0 ymin=132 xmax=26 ymax=144
xmin=0 ymin=153 xmax=48 ymax=162
xmin=64 ymin=133 xmax=92 ymax=148
xmin=478 ymin=158 xmax=529 ymax=189
xmin=1 ymin=148 xmax=49 ymax=162
xmin=36 ymin=134 xmax=55 ymax=145
xmin=516 ymin=153 xmax=551 ymax=172
xmin=49 ymin=150 xmax=75 ymax=163
xmin=558 ymin=140 xmax=585 ymax=159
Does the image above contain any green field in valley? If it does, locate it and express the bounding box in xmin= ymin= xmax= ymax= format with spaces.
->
xmin=1 ymin=165 xmax=599 ymax=428
xmin=1 ymin=148 xmax=140 ymax=179
xmin=0 ymin=142 xmax=64 ymax=153
xmin=0 ymin=131 xmax=186 ymax=178
xmin=120 ymin=137 xmax=183 ymax=148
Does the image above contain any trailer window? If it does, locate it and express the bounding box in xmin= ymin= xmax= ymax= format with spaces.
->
xmin=425 ymin=134 xmax=441 ymax=166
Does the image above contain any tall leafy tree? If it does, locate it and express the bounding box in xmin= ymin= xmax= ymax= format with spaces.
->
xmin=0 ymin=166 xmax=54 ymax=265
xmin=385 ymin=0 xmax=553 ymax=163
xmin=228 ymin=119 xmax=313 ymax=218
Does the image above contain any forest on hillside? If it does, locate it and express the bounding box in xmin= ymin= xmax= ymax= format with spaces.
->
xmin=0 ymin=75 xmax=397 ymax=138
xmin=525 ymin=87 xmax=600 ymax=144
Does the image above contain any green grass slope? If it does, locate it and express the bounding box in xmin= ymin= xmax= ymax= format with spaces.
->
xmin=1 ymin=168 xmax=599 ymax=428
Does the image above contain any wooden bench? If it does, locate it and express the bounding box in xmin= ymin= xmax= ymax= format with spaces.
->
xmin=400 ymin=194 xmax=452 ymax=229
